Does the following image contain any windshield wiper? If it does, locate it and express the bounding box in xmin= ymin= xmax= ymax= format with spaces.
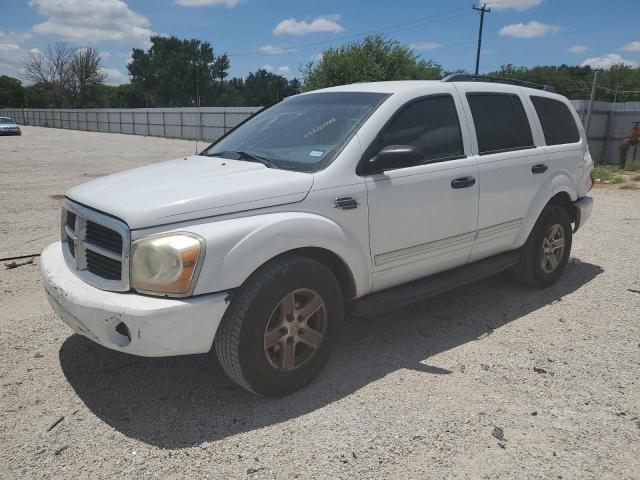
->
xmin=206 ymin=150 xmax=277 ymax=169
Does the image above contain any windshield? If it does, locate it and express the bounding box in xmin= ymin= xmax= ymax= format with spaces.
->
xmin=203 ymin=92 xmax=390 ymax=172
xmin=0 ymin=118 xmax=14 ymax=124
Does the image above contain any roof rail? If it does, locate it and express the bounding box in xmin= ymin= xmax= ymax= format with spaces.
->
xmin=441 ymin=74 xmax=556 ymax=93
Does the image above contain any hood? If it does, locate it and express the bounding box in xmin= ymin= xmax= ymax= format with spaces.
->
xmin=66 ymin=155 xmax=314 ymax=229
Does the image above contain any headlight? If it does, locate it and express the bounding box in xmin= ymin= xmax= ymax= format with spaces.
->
xmin=130 ymin=233 xmax=205 ymax=296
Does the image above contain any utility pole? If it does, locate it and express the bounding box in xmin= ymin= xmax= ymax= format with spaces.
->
xmin=195 ymin=43 xmax=200 ymax=154
xmin=584 ymin=70 xmax=599 ymax=139
xmin=473 ymin=3 xmax=491 ymax=76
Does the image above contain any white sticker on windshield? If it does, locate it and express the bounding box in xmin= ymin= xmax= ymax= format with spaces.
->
xmin=309 ymin=150 xmax=324 ymax=157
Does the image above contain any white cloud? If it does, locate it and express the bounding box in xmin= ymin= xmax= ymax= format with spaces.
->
xmin=486 ymin=0 xmax=542 ymax=11
xmin=499 ymin=21 xmax=559 ymax=38
xmin=29 ymin=0 xmax=152 ymax=46
xmin=621 ymin=41 xmax=640 ymax=52
xmin=260 ymin=64 xmax=294 ymax=79
xmin=580 ymin=53 xmax=638 ymax=69
xmin=259 ymin=45 xmax=296 ymax=55
xmin=0 ymin=30 xmax=33 ymax=43
xmin=101 ymin=67 xmax=128 ymax=85
xmin=311 ymin=52 xmax=323 ymax=62
xmin=0 ymin=31 xmax=34 ymax=78
xmin=274 ymin=15 xmax=344 ymax=36
xmin=174 ymin=0 xmax=240 ymax=6
xmin=409 ymin=41 xmax=443 ymax=50
xmin=568 ymin=45 xmax=587 ymax=54
xmin=277 ymin=66 xmax=293 ymax=79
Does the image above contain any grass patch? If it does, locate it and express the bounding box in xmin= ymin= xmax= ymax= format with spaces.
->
xmin=620 ymin=183 xmax=639 ymax=190
xmin=624 ymin=161 xmax=640 ymax=172
xmin=611 ymin=175 xmax=626 ymax=184
xmin=592 ymin=165 xmax=623 ymax=183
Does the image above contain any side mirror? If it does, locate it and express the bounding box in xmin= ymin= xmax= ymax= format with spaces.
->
xmin=368 ymin=145 xmax=423 ymax=172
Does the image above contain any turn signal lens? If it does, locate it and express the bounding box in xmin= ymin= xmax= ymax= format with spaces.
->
xmin=130 ymin=233 xmax=205 ymax=296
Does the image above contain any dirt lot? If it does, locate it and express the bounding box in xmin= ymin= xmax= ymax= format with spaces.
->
xmin=1 ymin=127 xmax=639 ymax=479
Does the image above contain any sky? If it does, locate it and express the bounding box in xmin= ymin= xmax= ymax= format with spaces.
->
xmin=1 ymin=0 xmax=639 ymax=86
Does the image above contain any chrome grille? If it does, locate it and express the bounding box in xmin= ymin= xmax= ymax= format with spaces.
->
xmin=61 ymin=199 xmax=131 ymax=291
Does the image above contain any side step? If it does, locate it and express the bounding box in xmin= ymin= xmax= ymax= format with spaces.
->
xmin=349 ymin=249 xmax=521 ymax=317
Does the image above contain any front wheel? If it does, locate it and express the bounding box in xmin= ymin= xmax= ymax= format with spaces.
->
xmin=511 ymin=205 xmax=573 ymax=288
xmin=214 ymin=255 xmax=344 ymax=396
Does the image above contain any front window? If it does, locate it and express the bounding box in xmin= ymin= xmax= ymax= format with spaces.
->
xmin=203 ymin=92 xmax=390 ymax=172
xmin=0 ymin=118 xmax=14 ymax=124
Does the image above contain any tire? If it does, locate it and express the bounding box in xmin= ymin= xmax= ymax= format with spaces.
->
xmin=214 ymin=254 xmax=344 ymax=396
xmin=511 ymin=204 xmax=572 ymax=288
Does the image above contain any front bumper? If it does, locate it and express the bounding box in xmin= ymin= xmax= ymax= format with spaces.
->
xmin=573 ymin=196 xmax=593 ymax=232
xmin=41 ymin=242 xmax=229 ymax=357
xmin=0 ymin=128 xmax=21 ymax=135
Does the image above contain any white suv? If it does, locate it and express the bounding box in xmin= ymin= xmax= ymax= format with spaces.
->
xmin=41 ymin=76 xmax=593 ymax=396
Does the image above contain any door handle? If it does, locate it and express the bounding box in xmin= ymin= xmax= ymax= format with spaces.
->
xmin=451 ymin=176 xmax=476 ymax=189
xmin=532 ymin=163 xmax=548 ymax=174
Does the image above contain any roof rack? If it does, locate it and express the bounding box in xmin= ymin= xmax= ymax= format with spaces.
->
xmin=441 ymin=74 xmax=556 ymax=93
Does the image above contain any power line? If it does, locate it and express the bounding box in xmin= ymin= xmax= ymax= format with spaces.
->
xmin=226 ymin=7 xmax=468 ymax=59
xmin=472 ymin=3 xmax=491 ymax=76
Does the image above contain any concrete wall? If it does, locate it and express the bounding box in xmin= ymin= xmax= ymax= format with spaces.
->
xmin=571 ymin=100 xmax=640 ymax=165
xmin=0 ymin=106 xmax=261 ymax=142
xmin=3 ymin=101 xmax=640 ymax=164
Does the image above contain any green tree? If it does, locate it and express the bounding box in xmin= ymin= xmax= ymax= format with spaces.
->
xmin=212 ymin=53 xmax=230 ymax=86
xmin=0 ymin=75 xmax=25 ymax=107
xmin=128 ymin=36 xmax=229 ymax=106
xmin=23 ymin=84 xmax=48 ymax=107
xmin=98 ymin=83 xmax=146 ymax=108
xmin=242 ymin=69 xmax=300 ymax=105
xmin=486 ymin=64 xmax=640 ymax=101
xmin=302 ymin=34 xmax=443 ymax=91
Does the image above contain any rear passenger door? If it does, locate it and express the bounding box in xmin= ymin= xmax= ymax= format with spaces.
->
xmin=528 ymin=94 xmax=584 ymax=196
xmin=457 ymin=86 xmax=551 ymax=262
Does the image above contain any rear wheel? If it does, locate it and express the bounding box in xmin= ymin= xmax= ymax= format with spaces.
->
xmin=214 ymin=255 xmax=344 ymax=396
xmin=511 ymin=205 xmax=572 ymax=288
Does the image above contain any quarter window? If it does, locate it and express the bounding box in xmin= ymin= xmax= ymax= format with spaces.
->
xmin=530 ymin=96 xmax=580 ymax=145
xmin=371 ymin=95 xmax=465 ymax=167
xmin=467 ymin=93 xmax=534 ymax=155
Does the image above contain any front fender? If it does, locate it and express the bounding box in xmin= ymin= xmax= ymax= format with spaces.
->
xmin=189 ymin=212 xmax=371 ymax=297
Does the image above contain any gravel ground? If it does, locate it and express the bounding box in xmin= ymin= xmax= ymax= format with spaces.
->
xmin=1 ymin=126 xmax=639 ymax=479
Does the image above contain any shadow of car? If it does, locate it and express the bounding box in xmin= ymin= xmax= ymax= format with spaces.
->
xmin=59 ymin=260 xmax=602 ymax=448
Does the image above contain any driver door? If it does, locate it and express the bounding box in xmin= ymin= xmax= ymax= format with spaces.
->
xmin=362 ymin=93 xmax=479 ymax=292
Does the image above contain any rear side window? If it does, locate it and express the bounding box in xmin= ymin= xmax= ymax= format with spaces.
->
xmin=373 ymin=94 xmax=464 ymax=164
xmin=530 ymin=96 xmax=580 ymax=145
xmin=466 ymin=93 xmax=534 ymax=155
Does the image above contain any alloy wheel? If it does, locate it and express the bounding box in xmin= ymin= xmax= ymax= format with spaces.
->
xmin=263 ymin=288 xmax=327 ymax=371
xmin=540 ymin=223 xmax=566 ymax=273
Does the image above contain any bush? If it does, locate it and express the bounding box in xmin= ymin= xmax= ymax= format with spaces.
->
xmin=302 ymin=35 xmax=443 ymax=92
